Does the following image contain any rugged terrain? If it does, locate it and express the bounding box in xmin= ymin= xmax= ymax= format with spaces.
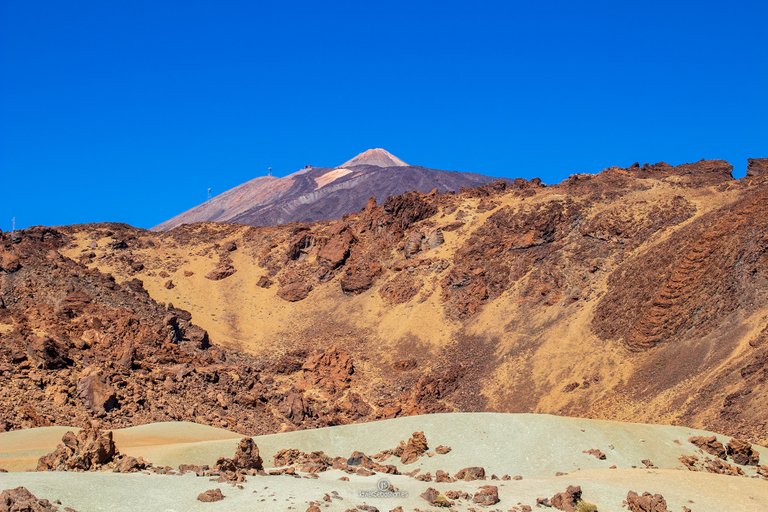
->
xmin=154 ymin=148 xmax=499 ymax=230
xmin=3 ymin=158 xmax=768 ymax=446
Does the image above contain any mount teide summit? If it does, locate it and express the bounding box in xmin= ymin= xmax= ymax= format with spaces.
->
xmin=154 ymin=148 xmax=498 ymax=230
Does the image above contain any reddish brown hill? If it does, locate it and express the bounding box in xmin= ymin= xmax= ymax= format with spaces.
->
xmin=5 ymin=157 xmax=768 ymax=444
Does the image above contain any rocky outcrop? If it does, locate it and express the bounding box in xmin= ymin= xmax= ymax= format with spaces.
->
xmin=726 ymin=438 xmax=759 ymax=465
xmin=213 ymin=438 xmax=263 ymax=481
xmin=36 ymin=425 xmax=117 ymax=471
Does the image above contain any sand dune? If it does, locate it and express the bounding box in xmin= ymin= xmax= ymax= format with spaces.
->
xmin=1 ymin=413 xmax=767 ymax=511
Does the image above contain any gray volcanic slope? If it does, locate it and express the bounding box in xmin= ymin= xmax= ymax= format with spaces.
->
xmin=154 ymin=149 xmax=499 ymax=230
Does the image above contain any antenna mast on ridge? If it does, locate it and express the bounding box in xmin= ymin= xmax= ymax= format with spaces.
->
xmin=207 ymin=187 xmax=212 ymax=200
xmin=268 ymin=167 xmax=272 ymax=177
xmin=11 ymin=217 xmax=15 ymax=234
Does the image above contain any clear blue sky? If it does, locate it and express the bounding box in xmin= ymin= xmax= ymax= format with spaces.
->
xmin=1 ymin=1 xmax=766 ymax=230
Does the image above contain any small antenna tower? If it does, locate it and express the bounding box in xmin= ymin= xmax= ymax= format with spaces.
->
xmin=267 ymin=167 xmax=272 ymax=177
xmin=207 ymin=187 xmax=212 ymax=200
xmin=11 ymin=217 xmax=15 ymax=234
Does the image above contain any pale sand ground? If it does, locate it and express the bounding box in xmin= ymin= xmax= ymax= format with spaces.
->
xmin=1 ymin=413 xmax=767 ymax=511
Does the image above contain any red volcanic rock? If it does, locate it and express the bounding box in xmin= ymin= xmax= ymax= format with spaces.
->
xmin=0 ymin=251 xmax=21 ymax=273
xmin=318 ymin=226 xmax=355 ymax=268
xmin=435 ymin=445 xmax=451 ymax=455
xmin=472 ymin=485 xmax=500 ymax=505
xmin=454 ymin=466 xmax=485 ymax=481
xmin=113 ymin=455 xmax=149 ymax=473
xmin=76 ymin=369 xmax=119 ymax=414
xmin=726 ymin=438 xmax=759 ymax=466
xmin=395 ymin=431 xmax=428 ymax=464
xmin=550 ymin=485 xmax=582 ymax=512
xmin=37 ymin=425 xmax=118 ymax=471
xmin=705 ymin=457 xmax=745 ymax=476
xmin=197 ymin=489 xmax=224 ymax=502
xmin=277 ymin=280 xmax=313 ymax=302
xmin=215 ymin=438 xmax=263 ymax=473
xmin=688 ymin=436 xmax=726 ymax=459
xmin=0 ymin=487 xmax=62 ymax=512
xmin=625 ymin=491 xmax=668 ymax=512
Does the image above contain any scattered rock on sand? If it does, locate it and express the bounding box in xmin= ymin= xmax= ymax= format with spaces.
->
xmin=197 ymin=489 xmax=225 ymax=502
xmin=472 ymin=485 xmax=500 ymax=505
xmin=550 ymin=485 xmax=582 ymax=512
xmin=435 ymin=445 xmax=451 ymax=454
xmin=625 ymin=490 xmax=668 ymax=512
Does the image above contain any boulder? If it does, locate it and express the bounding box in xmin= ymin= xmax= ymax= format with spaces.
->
xmin=625 ymin=491 xmax=668 ymax=512
xmin=419 ymin=487 xmax=453 ymax=508
xmin=197 ymin=489 xmax=224 ymax=502
xmin=454 ymin=466 xmax=485 ymax=481
xmin=76 ymin=370 xmax=119 ymax=414
xmin=472 ymin=485 xmax=500 ymax=505
xmin=550 ymin=485 xmax=582 ymax=512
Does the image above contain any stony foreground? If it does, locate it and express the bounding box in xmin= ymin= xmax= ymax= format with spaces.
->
xmin=1 ymin=413 xmax=767 ymax=511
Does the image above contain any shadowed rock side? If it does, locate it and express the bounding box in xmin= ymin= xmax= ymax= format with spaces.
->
xmin=6 ymin=158 xmax=768 ymax=444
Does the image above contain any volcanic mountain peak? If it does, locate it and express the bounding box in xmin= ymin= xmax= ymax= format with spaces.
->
xmin=340 ymin=148 xmax=409 ymax=168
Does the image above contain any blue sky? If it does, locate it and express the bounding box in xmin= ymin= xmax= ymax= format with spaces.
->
xmin=1 ymin=1 xmax=766 ymax=230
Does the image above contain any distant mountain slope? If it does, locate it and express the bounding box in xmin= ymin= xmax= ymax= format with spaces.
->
xmin=153 ymin=148 xmax=498 ymax=230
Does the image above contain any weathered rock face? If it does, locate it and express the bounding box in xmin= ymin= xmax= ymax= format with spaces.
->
xmin=625 ymin=491 xmax=668 ymax=512
xmin=747 ymin=158 xmax=768 ymax=178
xmin=0 ymin=487 xmax=64 ymax=512
xmin=37 ymin=425 xmax=117 ymax=471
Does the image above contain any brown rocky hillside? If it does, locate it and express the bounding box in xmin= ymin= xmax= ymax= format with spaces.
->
xmin=3 ymin=158 xmax=768 ymax=443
